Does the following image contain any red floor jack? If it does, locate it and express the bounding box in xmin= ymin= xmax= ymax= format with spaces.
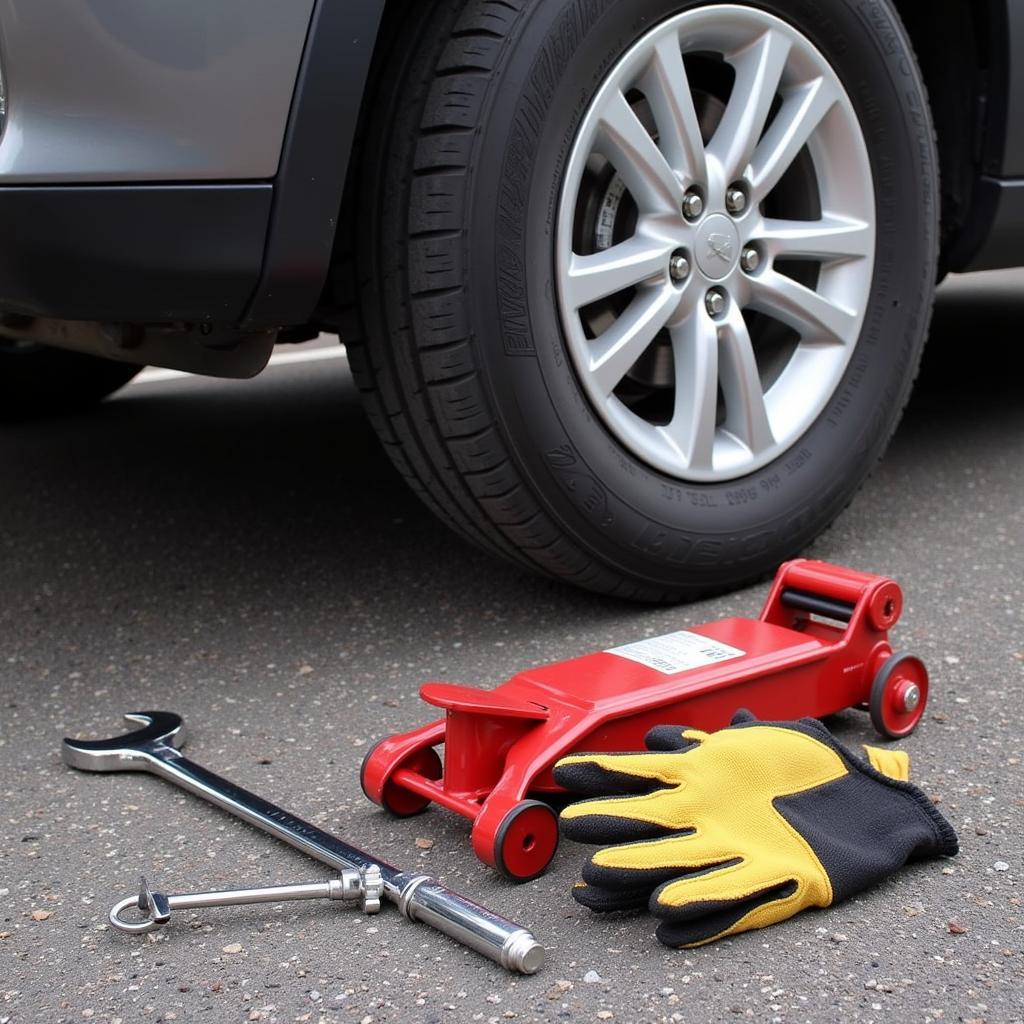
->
xmin=361 ymin=560 xmax=929 ymax=881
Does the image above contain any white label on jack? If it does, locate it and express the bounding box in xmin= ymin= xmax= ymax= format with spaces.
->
xmin=606 ymin=631 xmax=745 ymax=675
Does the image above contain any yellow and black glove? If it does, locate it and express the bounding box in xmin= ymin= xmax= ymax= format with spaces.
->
xmin=554 ymin=711 xmax=957 ymax=947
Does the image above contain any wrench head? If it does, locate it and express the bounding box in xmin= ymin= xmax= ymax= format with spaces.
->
xmin=63 ymin=711 xmax=186 ymax=772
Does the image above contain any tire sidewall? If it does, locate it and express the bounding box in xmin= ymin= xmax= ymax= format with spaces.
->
xmin=467 ymin=0 xmax=937 ymax=590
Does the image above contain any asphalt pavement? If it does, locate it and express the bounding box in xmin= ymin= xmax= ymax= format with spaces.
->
xmin=1 ymin=271 xmax=1021 ymax=1024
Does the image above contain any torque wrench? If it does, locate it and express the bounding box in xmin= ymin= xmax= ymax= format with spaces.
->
xmin=110 ymin=871 xmax=384 ymax=934
xmin=63 ymin=712 xmax=544 ymax=974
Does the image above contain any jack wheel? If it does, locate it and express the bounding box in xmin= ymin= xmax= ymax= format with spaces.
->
xmin=493 ymin=800 xmax=559 ymax=882
xmin=869 ymin=652 xmax=928 ymax=739
xmin=361 ymin=739 xmax=442 ymax=817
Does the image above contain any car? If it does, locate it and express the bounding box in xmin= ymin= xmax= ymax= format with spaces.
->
xmin=0 ymin=0 xmax=1017 ymax=600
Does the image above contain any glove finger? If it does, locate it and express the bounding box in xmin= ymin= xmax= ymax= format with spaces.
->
xmin=643 ymin=725 xmax=706 ymax=752
xmin=650 ymin=861 xmax=799 ymax=946
xmin=570 ymin=880 xmax=652 ymax=913
xmin=583 ymin=856 xmax=725 ymax=898
xmin=559 ymin=780 xmax=707 ymax=845
xmin=579 ymin=832 xmax=733 ymax=891
xmin=560 ymin=797 xmax=678 ymax=846
xmin=553 ymin=750 xmax=694 ymax=797
xmin=652 ymin=858 xmax=764 ymax=910
xmin=652 ymin=879 xmax=799 ymax=948
xmin=729 ymin=708 xmax=760 ymax=726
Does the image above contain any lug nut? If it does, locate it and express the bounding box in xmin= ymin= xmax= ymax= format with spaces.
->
xmin=669 ymin=252 xmax=691 ymax=282
xmin=740 ymin=246 xmax=761 ymax=273
xmin=726 ymin=187 xmax=747 ymax=215
xmin=682 ymin=191 xmax=704 ymax=221
xmin=705 ymin=289 xmax=727 ymax=318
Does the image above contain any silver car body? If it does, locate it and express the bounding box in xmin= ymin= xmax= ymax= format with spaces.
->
xmin=0 ymin=0 xmax=314 ymax=182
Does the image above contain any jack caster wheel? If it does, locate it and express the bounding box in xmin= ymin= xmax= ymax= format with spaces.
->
xmin=492 ymin=800 xmax=560 ymax=882
xmin=361 ymin=740 xmax=442 ymax=817
xmin=869 ymin=652 xmax=928 ymax=739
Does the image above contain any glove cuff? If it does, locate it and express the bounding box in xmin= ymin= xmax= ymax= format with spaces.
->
xmin=800 ymin=719 xmax=958 ymax=858
xmin=728 ymin=712 xmax=958 ymax=859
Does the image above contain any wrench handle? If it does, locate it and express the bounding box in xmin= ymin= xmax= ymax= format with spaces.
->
xmin=139 ymin=744 xmax=543 ymax=973
xmin=143 ymin=743 xmax=383 ymax=873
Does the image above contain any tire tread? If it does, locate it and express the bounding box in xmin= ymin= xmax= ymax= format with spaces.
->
xmin=337 ymin=0 xmax=657 ymax=597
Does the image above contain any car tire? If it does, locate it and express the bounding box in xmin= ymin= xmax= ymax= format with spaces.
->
xmin=340 ymin=0 xmax=938 ymax=600
xmin=0 ymin=340 xmax=141 ymax=419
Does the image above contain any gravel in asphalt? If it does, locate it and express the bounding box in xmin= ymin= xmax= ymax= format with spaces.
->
xmin=1 ymin=272 xmax=1022 ymax=1023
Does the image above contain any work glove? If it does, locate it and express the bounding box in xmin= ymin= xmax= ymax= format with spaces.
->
xmin=553 ymin=711 xmax=957 ymax=947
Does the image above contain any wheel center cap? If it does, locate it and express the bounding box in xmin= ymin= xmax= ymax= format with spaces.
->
xmin=694 ymin=214 xmax=740 ymax=281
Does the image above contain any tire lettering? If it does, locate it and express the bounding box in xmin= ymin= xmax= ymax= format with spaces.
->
xmin=785 ymin=448 xmax=813 ymax=476
xmin=632 ymin=524 xmax=776 ymax=568
xmin=726 ymin=487 xmax=758 ymax=507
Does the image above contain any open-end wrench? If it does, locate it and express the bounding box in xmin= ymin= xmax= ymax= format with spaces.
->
xmin=63 ymin=712 xmax=544 ymax=974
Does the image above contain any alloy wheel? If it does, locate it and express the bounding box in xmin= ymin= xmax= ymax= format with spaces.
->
xmin=556 ymin=5 xmax=875 ymax=483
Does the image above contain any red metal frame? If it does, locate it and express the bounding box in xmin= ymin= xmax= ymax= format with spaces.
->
xmin=361 ymin=560 xmax=927 ymax=879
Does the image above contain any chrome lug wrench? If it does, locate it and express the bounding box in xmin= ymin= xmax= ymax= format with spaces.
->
xmin=109 ymin=872 xmax=385 ymax=934
xmin=63 ymin=712 xmax=544 ymax=974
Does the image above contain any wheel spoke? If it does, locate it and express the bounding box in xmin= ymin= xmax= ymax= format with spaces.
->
xmin=596 ymin=90 xmax=684 ymax=215
xmin=718 ymin=304 xmax=774 ymax=455
xmin=589 ymin=286 xmax=678 ymax=396
xmin=664 ymin=312 xmax=719 ymax=470
xmin=710 ymin=29 xmax=792 ymax=183
xmin=758 ymin=215 xmax=873 ymax=261
xmin=566 ymin=236 xmax=671 ymax=309
xmin=748 ymin=76 xmax=839 ymax=200
xmin=639 ymin=33 xmax=707 ymax=184
xmin=748 ymin=270 xmax=858 ymax=345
